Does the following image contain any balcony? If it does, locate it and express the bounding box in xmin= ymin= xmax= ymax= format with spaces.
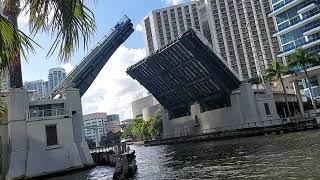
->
xmin=27 ymin=108 xmax=72 ymax=120
xmin=273 ymin=10 xmax=320 ymax=37
xmin=297 ymin=3 xmax=318 ymax=14
xmin=304 ymin=21 xmax=320 ymax=35
xmin=277 ymin=35 xmax=320 ymax=57
xmin=269 ymin=0 xmax=303 ymax=17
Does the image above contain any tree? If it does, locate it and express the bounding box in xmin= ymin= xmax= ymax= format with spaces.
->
xmin=130 ymin=118 xmax=144 ymax=141
xmin=1 ymin=0 xmax=95 ymax=87
xmin=100 ymin=131 xmax=122 ymax=147
xmin=85 ymin=139 xmax=96 ymax=149
xmin=147 ymin=111 xmax=163 ymax=139
xmin=287 ymin=48 xmax=320 ymax=110
xmin=266 ymin=60 xmax=291 ymax=117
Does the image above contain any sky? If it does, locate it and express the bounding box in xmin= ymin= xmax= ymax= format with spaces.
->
xmin=19 ymin=0 xmax=191 ymax=120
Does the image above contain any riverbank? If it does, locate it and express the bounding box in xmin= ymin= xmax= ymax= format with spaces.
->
xmin=146 ymin=118 xmax=319 ymax=146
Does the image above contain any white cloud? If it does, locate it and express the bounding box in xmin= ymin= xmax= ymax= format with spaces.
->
xmin=17 ymin=1 xmax=54 ymax=27
xmin=61 ymin=63 xmax=74 ymax=74
xmin=135 ymin=23 xmax=143 ymax=32
xmin=81 ymin=46 xmax=147 ymax=120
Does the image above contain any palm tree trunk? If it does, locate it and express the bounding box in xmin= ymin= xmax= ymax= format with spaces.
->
xmin=280 ymin=78 xmax=292 ymax=117
xmin=303 ymin=67 xmax=316 ymax=110
xmin=4 ymin=0 xmax=23 ymax=88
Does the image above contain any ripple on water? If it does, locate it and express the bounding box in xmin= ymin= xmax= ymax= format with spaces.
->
xmin=48 ymin=130 xmax=320 ymax=179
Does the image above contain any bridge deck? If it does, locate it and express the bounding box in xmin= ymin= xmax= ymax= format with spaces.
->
xmin=52 ymin=16 xmax=134 ymax=97
xmin=127 ymin=29 xmax=241 ymax=117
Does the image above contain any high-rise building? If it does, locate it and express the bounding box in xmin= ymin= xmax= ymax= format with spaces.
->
xmin=83 ymin=113 xmax=121 ymax=147
xmin=106 ymin=114 xmax=121 ymax=133
xmin=200 ymin=0 xmax=280 ymax=79
xmin=24 ymin=80 xmax=49 ymax=99
xmin=48 ymin=67 xmax=66 ymax=93
xmin=142 ymin=0 xmax=280 ymax=80
xmin=269 ymin=0 xmax=320 ymax=63
xmin=269 ymin=0 xmax=320 ymax=98
xmin=142 ymin=1 xmax=210 ymax=55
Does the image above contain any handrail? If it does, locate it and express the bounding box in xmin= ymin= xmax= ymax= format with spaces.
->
xmin=161 ymin=116 xmax=317 ymax=139
xmin=27 ymin=108 xmax=71 ymax=120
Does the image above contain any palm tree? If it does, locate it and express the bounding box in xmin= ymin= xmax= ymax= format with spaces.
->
xmin=1 ymin=0 xmax=95 ymax=88
xmin=266 ymin=60 xmax=291 ymax=117
xmin=287 ymin=48 xmax=320 ymax=110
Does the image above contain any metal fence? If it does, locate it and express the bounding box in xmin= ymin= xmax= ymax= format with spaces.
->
xmin=27 ymin=108 xmax=71 ymax=120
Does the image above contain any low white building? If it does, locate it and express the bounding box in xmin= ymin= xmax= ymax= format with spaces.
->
xmin=0 ymin=88 xmax=94 ymax=179
xmin=162 ymin=83 xmax=281 ymax=138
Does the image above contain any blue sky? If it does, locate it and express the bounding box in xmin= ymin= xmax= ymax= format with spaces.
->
xmin=20 ymin=0 xmax=187 ymax=81
xmin=19 ymin=0 xmax=190 ymax=119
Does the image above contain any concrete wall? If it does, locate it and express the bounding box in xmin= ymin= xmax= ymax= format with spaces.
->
xmin=162 ymin=83 xmax=281 ymax=137
xmin=142 ymin=104 xmax=162 ymax=121
xmin=4 ymin=88 xmax=93 ymax=179
xmin=132 ymin=95 xmax=154 ymax=118
xmin=0 ymin=124 xmax=8 ymax=180
xmin=26 ymin=117 xmax=83 ymax=178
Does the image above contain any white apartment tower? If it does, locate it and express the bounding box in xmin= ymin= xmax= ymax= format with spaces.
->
xmin=24 ymin=80 xmax=49 ymax=99
xmin=48 ymin=67 xmax=66 ymax=92
xmin=200 ymin=0 xmax=279 ymax=79
xmin=143 ymin=1 xmax=210 ymax=55
xmin=142 ymin=0 xmax=280 ymax=80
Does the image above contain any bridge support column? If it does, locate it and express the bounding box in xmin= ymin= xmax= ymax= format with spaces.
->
xmin=6 ymin=89 xmax=29 ymax=180
xmin=293 ymin=80 xmax=305 ymax=117
xmin=63 ymin=88 xmax=94 ymax=166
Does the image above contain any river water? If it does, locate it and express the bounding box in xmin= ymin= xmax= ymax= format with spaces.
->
xmin=49 ymin=129 xmax=320 ymax=179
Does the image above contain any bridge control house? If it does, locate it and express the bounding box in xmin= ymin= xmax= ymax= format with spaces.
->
xmin=0 ymin=16 xmax=134 ymax=179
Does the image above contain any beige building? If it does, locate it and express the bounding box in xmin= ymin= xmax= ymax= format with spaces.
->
xmin=142 ymin=1 xmax=209 ymax=55
xmin=131 ymin=95 xmax=160 ymax=120
xmin=142 ymin=0 xmax=280 ymax=80
xmin=200 ymin=0 xmax=279 ymax=80
xmin=83 ymin=113 xmax=121 ymax=146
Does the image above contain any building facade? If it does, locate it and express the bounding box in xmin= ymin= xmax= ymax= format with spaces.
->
xmin=83 ymin=113 xmax=121 ymax=147
xmin=142 ymin=1 xmax=208 ymax=55
xmin=142 ymin=0 xmax=280 ymax=80
xmin=24 ymin=80 xmax=49 ymax=99
xmin=269 ymin=0 xmax=320 ymax=62
xmin=48 ymin=68 xmax=66 ymax=93
xmin=201 ymin=0 xmax=280 ymax=80
xmin=269 ymin=0 xmax=320 ymax=97
xmin=1 ymin=88 xmax=94 ymax=179
xmin=131 ymin=95 xmax=160 ymax=120
xmin=107 ymin=114 xmax=121 ymax=133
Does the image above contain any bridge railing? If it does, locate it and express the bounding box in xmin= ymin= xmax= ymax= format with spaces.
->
xmin=27 ymin=108 xmax=72 ymax=120
xmin=161 ymin=116 xmax=317 ymax=139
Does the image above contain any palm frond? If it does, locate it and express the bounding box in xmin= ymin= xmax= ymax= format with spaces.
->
xmin=25 ymin=0 xmax=96 ymax=61
xmin=287 ymin=48 xmax=320 ymax=68
xmin=0 ymin=14 xmax=35 ymax=72
xmin=265 ymin=60 xmax=288 ymax=82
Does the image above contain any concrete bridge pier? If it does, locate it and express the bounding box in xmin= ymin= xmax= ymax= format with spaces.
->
xmin=6 ymin=89 xmax=29 ymax=180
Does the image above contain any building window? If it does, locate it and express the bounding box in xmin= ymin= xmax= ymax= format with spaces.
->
xmin=264 ymin=103 xmax=271 ymax=115
xmin=46 ymin=125 xmax=58 ymax=146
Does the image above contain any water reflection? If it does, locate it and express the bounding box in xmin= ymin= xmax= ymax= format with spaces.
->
xmin=49 ymin=130 xmax=320 ymax=179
